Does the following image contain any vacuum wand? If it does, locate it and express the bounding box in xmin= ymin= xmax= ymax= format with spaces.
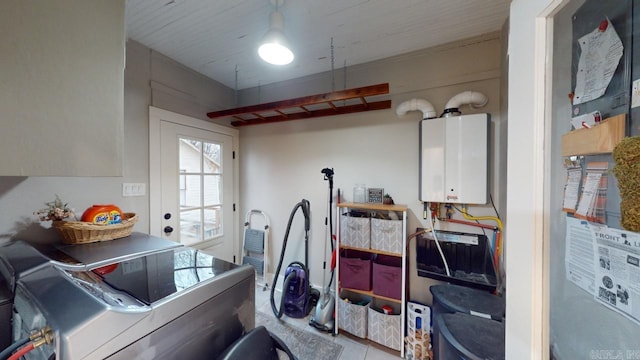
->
xmin=321 ymin=168 xmax=334 ymax=293
xmin=321 ymin=167 xmax=334 ymax=189
xmin=310 ymin=167 xmax=337 ymax=332
xmin=321 ymin=167 xmax=335 ymax=267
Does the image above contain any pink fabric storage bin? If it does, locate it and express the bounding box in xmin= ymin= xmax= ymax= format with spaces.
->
xmin=339 ymin=249 xmax=372 ymax=291
xmin=372 ymin=255 xmax=402 ymax=300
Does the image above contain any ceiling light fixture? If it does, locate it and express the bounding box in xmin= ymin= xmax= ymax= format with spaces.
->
xmin=258 ymin=2 xmax=294 ymax=65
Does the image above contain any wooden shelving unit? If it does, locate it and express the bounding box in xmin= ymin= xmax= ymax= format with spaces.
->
xmin=340 ymin=288 xmax=403 ymax=304
xmin=335 ymin=202 xmax=407 ymax=358
xmin=337 ymin=202 xmax=407 ymax=212
xmin=340 ymin=245 xmax=402 ymax=258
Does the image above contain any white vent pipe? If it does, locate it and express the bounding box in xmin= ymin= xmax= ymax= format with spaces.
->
xmin=395 ymin=98 xmax=437 ymax=120
xmin=442 ymin=91 xmax=488 ymax=117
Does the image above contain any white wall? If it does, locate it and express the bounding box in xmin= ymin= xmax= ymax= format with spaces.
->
xmin=0 ymin=40 xmax=234 ymax=244
xmin=0 ymin=0 xmax=125 ymax=177
xmin=238 ymin=33 xmax=505 ymax=304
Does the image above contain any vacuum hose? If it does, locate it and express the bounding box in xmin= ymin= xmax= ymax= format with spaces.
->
xmin=270 ymin=199 xmax=311 ymax=319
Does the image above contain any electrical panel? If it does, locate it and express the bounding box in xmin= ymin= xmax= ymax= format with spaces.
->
xmin=419 ymin=113 xmax=489 ymax=204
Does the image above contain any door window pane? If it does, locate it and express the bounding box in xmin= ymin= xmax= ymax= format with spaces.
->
xmin=179 ymin=138 xmax=202 ymax=173
xmin=180 ymin=175 xmax=201 ymax=208
xmin=203 ymin=142 xmax=221 ymax=174
xmin=180 ymin=209 xmax=201 ymax=246
xmin=204 ymin=175 xmax=222 ymax=206
xmin=204 ymin=207 xmax=221 ymax=241
xmin=175 ymin=136 xmax=224 ymax=245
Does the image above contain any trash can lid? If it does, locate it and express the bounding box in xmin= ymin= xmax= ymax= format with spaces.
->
xmin=437 ymin=312 xmax=505 ymax=360
xmin=430 ymin=284 xmax=505 ymax=321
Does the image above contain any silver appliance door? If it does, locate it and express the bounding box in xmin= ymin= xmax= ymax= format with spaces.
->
xmin=107 ymin=275 xmax=255 ymax=359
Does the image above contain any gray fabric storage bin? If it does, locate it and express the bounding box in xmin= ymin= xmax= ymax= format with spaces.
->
xmin=341 ymin=214 xmax=371 ymax=249
xmin=371 ymin=218 xmax=402 ymax=253
xmin=338 ymin=291 xmax=369 ymax=338
xmin=368 ymin=305 xmax=402 ymax=351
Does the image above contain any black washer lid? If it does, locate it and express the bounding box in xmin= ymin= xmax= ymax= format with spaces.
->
xmin=430 ymin=284 xmax=505 ymax=320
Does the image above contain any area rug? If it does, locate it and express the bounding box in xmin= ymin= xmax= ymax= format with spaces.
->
xmin=255 ymin=311 xmax=343 ymax=360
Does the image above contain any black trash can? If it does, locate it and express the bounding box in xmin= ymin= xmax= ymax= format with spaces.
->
xmin=430 ymin=284 xmax=505 ymax=359
xmin=430 ymin=284 xmax=505 ymax=321
xmin=433 ymin=312 xmax=505 ymax=360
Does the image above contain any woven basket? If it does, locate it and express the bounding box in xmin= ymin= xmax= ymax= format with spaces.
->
xmin=52 ymin=213 xmax=138 ymax=244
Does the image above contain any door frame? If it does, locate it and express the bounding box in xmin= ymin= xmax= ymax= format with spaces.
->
xmin=507 ymin=0 xmax=570 ymax=358
xmin=149 ymin=106 xmax=240 ymax=259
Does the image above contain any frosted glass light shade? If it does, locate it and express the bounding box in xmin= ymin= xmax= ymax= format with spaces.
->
xmin=258 ymin=39 xmax=294 ymax=65
xmin=258 ymin=11 xmax=294 ymax=65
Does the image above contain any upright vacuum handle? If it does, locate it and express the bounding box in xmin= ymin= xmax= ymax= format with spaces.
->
xmin=302 ymin=199 xmax=311 ymax=231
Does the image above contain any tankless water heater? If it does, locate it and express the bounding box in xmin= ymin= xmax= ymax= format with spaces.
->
xmin=420 ymin=113 xmax=489 ymax=204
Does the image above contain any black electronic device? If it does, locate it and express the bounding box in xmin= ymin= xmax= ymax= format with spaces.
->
xmin=415 ymin=229 xmax=497 ymax=292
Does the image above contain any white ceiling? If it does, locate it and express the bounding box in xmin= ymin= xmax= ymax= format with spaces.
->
xmin=126 ymin=0 xmax=511 ymax=90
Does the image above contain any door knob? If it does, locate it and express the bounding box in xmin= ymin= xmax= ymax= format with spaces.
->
xmin=164 ymin=213 xmax=172 ymax=220
xmin=164 ymin=226 xmax=174 ymax=234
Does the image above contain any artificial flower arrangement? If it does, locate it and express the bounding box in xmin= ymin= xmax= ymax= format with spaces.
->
xmin=34 ymin=195 xmax=76 ymax=222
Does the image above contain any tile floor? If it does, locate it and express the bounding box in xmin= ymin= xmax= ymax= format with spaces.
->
xmin=255 ymin=285 xmax=401 ymax=360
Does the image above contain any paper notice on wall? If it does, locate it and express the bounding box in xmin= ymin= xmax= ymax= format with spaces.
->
xmin=575 ymin=172 xmax=601 ymax=218
xmin=562 ymin=167 xmax=582 ymax=212
xmin=573 ymin=18 xmax=623 ymax=105
xmin=591 ymin=224 xmax=640 ymax=326
xmin=573 ymin=162 xmax=609 ymax=224
xmin=632 ymin=79 xmax=640 ymax=109
xmin=565 ymin=217 xmax=596 ymax=293
xmin=565 ymin=217 xmax=640 ymax=325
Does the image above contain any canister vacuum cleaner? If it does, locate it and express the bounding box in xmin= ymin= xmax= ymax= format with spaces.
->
xmin=271 ymin=199 xmax=320 ymax=319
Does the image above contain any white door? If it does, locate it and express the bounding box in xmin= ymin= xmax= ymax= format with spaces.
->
xmin=150 ymin=107 xmax=238 ymax=263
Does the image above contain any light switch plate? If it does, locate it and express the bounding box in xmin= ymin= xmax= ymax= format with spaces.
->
xmin=122 ymin=183 xmax=146 ymax=197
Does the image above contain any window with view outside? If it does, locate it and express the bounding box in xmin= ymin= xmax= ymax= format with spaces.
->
xmin=178 ymin=138 xmax=223 ymax=246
